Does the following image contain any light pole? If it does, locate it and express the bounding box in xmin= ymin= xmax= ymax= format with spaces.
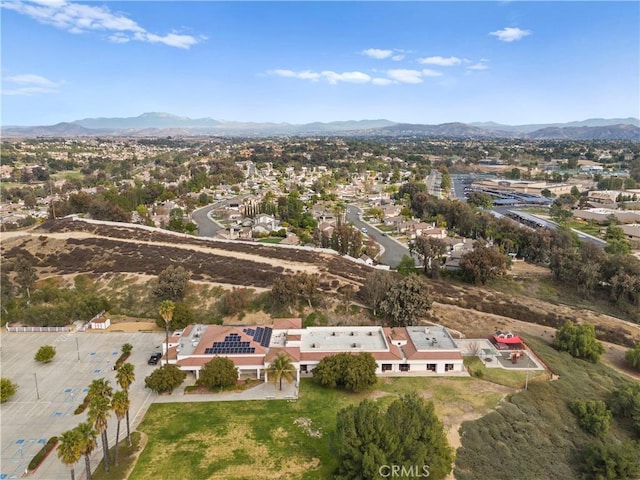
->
xmin=34 ymin=373 xmax=40 ymax=400
xmin=76 ymin=337 xmax=80 ymax=361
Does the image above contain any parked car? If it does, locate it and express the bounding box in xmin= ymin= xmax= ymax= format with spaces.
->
xmin=148 ymin=352 xmax=162 ymax=365
xmin=361 ymin=227 xmax=368 ymax=233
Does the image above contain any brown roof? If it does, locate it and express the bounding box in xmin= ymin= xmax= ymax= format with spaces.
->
xmin=192 ymin=325 xmax=268 ymax=355
xmin=272 ymin=318 xmax=302 ymax=329
xmin=286 ymin=334 xmax=302 ymax=341
xmin=265 ymin=347 xmax=301 ymax=363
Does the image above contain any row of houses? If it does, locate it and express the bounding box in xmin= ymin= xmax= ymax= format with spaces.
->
xmin=164 ymin=319 xmax=467 ymax=382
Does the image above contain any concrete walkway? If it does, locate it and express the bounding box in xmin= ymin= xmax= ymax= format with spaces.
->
xmin=152 ymin=380 xmax=298 ymax=403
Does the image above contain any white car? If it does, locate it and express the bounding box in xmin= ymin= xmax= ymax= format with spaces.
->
xmin=361 ymin=227 xmax=368 ymax=233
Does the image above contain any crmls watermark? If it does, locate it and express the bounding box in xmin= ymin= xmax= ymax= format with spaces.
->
xmin=379 ymin=464 xmax=430 ymax=478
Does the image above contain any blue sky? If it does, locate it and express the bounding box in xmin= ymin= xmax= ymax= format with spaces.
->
xmin=1 ymin=1 xmax=639 ymax=126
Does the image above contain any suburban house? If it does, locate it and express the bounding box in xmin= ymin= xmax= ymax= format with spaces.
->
xmin=164 ymin=319 xmax=465 ymax=382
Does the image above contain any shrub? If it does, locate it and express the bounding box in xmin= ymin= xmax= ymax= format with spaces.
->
xmin=34 ymin=345 xmax=56 ymax=363
xmin=144 ymin=364 xmax=186 ymax=394
xmin=313 ymin=352 xmax=377 ymax=392
xmin=569 ymin=400 xmax=612 ymax=436
xmin=554 ymin=321 xmax=604 ymax=363
xmin=1 ymin=378 xmax=18 ymax=402
xmin=27 ymin=436 xmax=58 ymax=472
xmin=199 ymin=357 xmax=238 ymax=389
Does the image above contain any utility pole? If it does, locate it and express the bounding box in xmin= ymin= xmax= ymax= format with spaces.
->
xmin=34 ymin=373 xmax=40 ymax=400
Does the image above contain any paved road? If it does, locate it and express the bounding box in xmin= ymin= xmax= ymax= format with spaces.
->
xmin=346 ymin=205 xmax=410 ymax=268
xmin=191 ymin=203 xmax=224 ymax=237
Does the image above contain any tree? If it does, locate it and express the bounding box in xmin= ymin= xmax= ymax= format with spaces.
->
xmin=14 ymin=255 xmax=37 ymax=298
xmin=378 ymin=274 xmax=432 ymax=327
xmin=267 ymin=353 xmax=296 ymax=391
xmin=604 ymin=223 xmax=631 ymax=255
xmin=35 ymin=345 xmax=56 ymax=363
xmin=121 ymin=343 xmax=133 ymax=354
xmin=1 ymin=378 xmax=18 ymax=403
xmin=75 ymin=422 xmax=97 ymax=480
xmin=144 ymin=364 xmax=186 ymax=394
xmin=313 ymin=352 xmax=377 ymax=392
xmin=569 ymin=400 xmax=612 ymax=436
xmin=360 ymin=270 xmax=397 ymax=316
xmin=554 ymin=321 xmax=605 ymax=363
xmin=153 ymin=265 xmax=190 ymax=300
xmin=159 ymin=300 xmax=175 ymax=366
xmin=111 ymin=390 xmax=129 ymax=466
xmin=199 ymin=356 xmax=238 ymax=389
xmin=625 ymin=343 xmax=640 ymax=371
xmin=87 ymin=378 xmax=113 ymax=474
xmin=580 ymin=441 xmax=640 ymax=480
xmin=459 ymin=245 xmax=508 ymax=285
xmin=115 ymin=362 xmax=135 ymax=446
xmin=410 ymin=235 xmax=447 ymax=278
xmin=334 ymin=393 xmax=453 ymax=480
xmin=395 ymin=254 xmax=417 ymax=275
xmin=57 ymin=428 xmax=82 ymax=480
xmin=610 ymin=383 xmax=640 ymax=434
xmin=271 ymin=277 xmax=298 ymax=314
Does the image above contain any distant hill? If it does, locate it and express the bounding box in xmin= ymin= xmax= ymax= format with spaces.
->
xmin=2 ymin=112 xmax=638 ymax=140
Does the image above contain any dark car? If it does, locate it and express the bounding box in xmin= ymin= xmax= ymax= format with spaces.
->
xmin=148 ymin=352 xmax=162 ymax=365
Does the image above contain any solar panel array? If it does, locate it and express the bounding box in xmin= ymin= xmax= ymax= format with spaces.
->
xmin=242 ymin=326 xmax=273 ymax=347
xmin=204 ymin=333 xmax=255 ymax=355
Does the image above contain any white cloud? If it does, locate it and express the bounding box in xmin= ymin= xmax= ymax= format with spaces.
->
xmin=1 ymin=0 xmax=203 ymax=49
xmin=490 ymin=27 xmax=531 ymax=42
xmin=270 ymin=69 xmax=321 ymax=81
xmin=322 ymin=71 xmax=372 ymax=85
xmin=386 ymin=69 xmax=424 ymax=84
xmin=391 ymin=55 xmax=405 ymax=62
xmin=2 ymin=73 xmax=62 ymax=95
xmin=421 ymin=69 xmax=443 ymax=77
xmin=418 ymin=56 xmax=462 ymax=67
xmin=361 ymin=48 xmax=394 ymax=60
xmin=372 ymin=77 xmax=394 ymax=86
xmin=466 ymin=63 xmax=489 ymax=70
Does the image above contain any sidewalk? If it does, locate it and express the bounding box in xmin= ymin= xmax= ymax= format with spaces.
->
xmin=152 ymin=380 xmax=298 ymax=403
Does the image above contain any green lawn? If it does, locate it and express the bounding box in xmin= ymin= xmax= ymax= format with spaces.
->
xmin=128 ymin=376 xmax=512 ymax=480
xmin=257 ymin=237 xmax=283 ymax=244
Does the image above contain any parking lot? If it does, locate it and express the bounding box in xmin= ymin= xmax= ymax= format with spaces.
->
xmin=0 ymin=330 xmax=164 ymax=480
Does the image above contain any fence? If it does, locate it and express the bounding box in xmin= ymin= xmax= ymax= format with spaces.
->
xmin=5 ymin=324 xmax=71 ymax=333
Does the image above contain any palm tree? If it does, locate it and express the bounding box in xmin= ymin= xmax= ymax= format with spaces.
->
xmin=267 ymin=353 xmax=296 ymax=391
xmin=111 ymin=390 xmax=129 ymax=466
xmin=76 ymin=422 xmax=97 ymax=480
xmin=116 ymin=363 xmax=135 ymax=447
xmin=159 ymin=300 xmax=175 ymax=366
xmin=87 ymin=379 xmax=113 ymax=474
xmin=57 ymin=428 xmax=82 ymax=480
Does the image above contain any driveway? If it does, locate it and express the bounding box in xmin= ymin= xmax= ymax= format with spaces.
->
xmin=0 ymin=330 xmax=164 ymax=480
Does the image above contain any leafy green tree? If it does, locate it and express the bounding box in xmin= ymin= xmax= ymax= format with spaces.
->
xmin=199 ymin=357 xmax=238 ymax=389
xmin=155 ymin=301 xmax=194 ymax=329
xmin=35 ymin=345 xmax=56 ymax=363
xmin=360 ymin=270 xmax=397 ymax=317
xmin=267 ymin=353 xmax=296 ymax=391
xmin=334 ymin=393 xmax=453 ymax=480
xmin=144 ymin=364 xmax=186 ymax=394
xmin=115 ymin=362 xmax=135 ymax=446
xmin=604 ymin=223 xmax=631 ymax=255
xmin=313 ymin=352 xmax=377 ymax=392
xmin=111 ymin=390 xmax=129 ymax=466
xmin=410 ymin=235 xmax=447 ymax=278
xmin=610 ymin=383 xmax=640 ymax=434
xmin=153 ymin=265 xmax=190 ymax=300
xmin=1 ymin=378 xmax=18 ymax=403
xmin=580 ymin=441 xmax=640 ymax=480
xmin=459 ymin=245 xmax=508 ymax=285
xmin=395 ymin=254 xmax=417 ymax=275
xmin=121 ymin=343 xmax=133 ymax=354
xmin=554 ymin=321 xmax=605 ymax=363
xmin=57 ymin=428 xmax=82 ymax=480
xmin=466 ymin=192 xmax=493 ymax=209
xmin=625 ymin=343 xmax=640 ymax=371
xmin=15 ymin=255 xmax=37 ymax=298
xmin=378 ymin=274 xmax=432 ymax=327
xmin=569 ymin=400 xmax=612 ymax=436
xmin=75 ymin=422 xmax=97 ymax=480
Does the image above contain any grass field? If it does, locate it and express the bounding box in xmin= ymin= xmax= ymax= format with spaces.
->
xmin=128 ymin=376 xmax=514 ymax=480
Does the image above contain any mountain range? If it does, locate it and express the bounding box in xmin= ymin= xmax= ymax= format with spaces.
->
xmin=2 ymin=113 xmax=639 ymax=140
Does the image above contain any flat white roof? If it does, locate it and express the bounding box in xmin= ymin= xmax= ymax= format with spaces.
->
xmin=406 ymin=326 xmax=458 ymax=350
xmin=301 ymin=326 xmax=388 ymax=352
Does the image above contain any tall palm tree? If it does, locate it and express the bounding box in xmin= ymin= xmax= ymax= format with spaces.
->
xmin=87 ymin=379 xmax=113 ymax=474
xmin=159 ymin=300 xmax=175 ymax=366
xmin=267 ymin=353 xmax=296 ymax=391
xmin=57 ymin=428 xmax=82 ymax=480
xmin=111 ymin=390 xmax=129 ymax=466
xmin=116 ymin=362 xmax=135 ymax=447
xmin=76 ymin=422 xmax=97 ymax=480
